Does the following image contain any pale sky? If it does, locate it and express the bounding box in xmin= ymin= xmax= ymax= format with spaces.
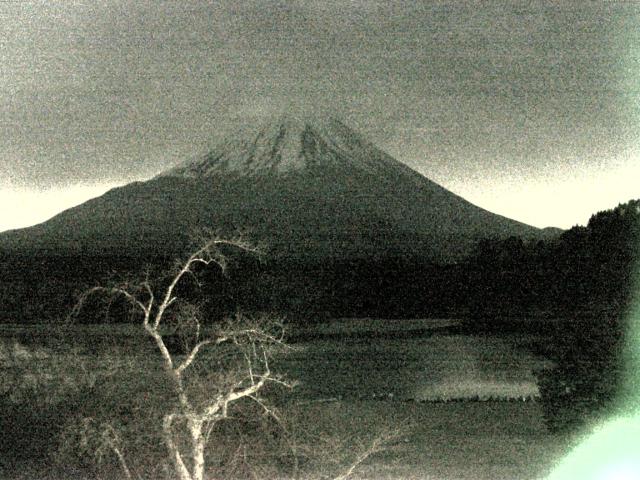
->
xmin=2 ymin=1 xmax=639 ymax=232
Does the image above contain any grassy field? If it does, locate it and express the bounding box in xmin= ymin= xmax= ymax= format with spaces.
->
xmin=0 ymin=318 xmax=574 ymax=479
xmin=284 ymin=400 xmax=575 ymax=480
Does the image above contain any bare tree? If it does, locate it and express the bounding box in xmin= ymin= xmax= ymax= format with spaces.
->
xmin=70 ymin=232 xmax=407 ymax=480
xmin=72 ymin=233 xmax=290 ymax=480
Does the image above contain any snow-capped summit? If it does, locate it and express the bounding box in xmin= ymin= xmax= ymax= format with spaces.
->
xmin=161 ymin=114 xmax=410 ymax=179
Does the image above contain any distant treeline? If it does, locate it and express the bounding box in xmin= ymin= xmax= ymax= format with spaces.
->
xmin=1 ymin=200 xmax=638 ymax=327
xmin=241 ymin=198 xmax=640 ymax=326
xmin=463 ymin=200 xmax=640 ymax=324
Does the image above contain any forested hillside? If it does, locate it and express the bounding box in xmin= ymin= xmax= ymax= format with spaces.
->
xmin=462 ymin=199 xmax=640 ymax=431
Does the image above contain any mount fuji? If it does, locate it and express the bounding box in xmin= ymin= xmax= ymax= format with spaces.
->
xmin=0 ymin=115 xmax=554 ymax=263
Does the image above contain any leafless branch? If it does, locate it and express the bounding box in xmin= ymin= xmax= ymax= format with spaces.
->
xmin=333 ymin=427 xmax=407 ymax=480
xmin=175 ymin=339 xmax=214 ymax=375
xmin=101 ymin=424 xmax=134 ymax=480
xmin=163 ymin=414 xmax=192 ymax=480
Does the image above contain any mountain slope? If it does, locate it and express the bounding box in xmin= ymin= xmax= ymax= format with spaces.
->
xmin=0 ymin=115 xmax=553 ymax=263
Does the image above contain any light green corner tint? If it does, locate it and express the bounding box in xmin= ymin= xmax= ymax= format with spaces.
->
xmin=547 ymin=416 xmax=640 ymax=480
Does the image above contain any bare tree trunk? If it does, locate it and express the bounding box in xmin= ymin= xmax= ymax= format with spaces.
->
xmin=190 ymin=418 xmax=206 ymax=480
